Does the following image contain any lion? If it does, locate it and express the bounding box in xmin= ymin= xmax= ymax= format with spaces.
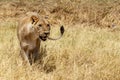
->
xmin=17 ymin=12 xmax=64 ymax=65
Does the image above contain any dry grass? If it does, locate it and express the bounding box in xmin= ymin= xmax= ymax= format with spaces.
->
xmin=0 ymin=0 xmax=120 ymax=80
xmin=0 ymin=0 xmax=120 ymax=27
xmin=0 ymin=22 xmax=120 ymax=80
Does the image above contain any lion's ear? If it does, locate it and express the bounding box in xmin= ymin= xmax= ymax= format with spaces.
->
xmin=31 ymin=15 xmax=39 ymax=24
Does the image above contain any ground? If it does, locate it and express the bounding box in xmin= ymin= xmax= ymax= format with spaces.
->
xmin=0 ymin=0 xmax=120 ymax=80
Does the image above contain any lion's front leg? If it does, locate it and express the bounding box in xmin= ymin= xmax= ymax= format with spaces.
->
xmin=32 ymin=39 xmax=40 ymax=64
xmin=32 ymin=48 xmax=40 ymax=63
xmin=20 ymin=49 xmax=30 ymax=65
xmin=27 ymin=51 xmax=32 ymax=65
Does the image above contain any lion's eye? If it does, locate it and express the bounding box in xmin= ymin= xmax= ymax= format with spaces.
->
xmin=47 ymin=24 xmax=50 ymax=27
xmin=39 ymin=24 xmax=42 ymax=27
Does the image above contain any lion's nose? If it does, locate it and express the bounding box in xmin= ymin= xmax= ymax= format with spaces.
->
xmin=44 ymin=31 xmax=50 ymax=35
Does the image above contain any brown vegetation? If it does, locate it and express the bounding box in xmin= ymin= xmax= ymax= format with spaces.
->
xmin=0 ymin=0 xmax=120 ymax=27
xmin=0 ymin=0 xmax=120 ymax=80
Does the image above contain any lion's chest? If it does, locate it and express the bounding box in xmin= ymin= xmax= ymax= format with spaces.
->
xmin=21 ymin=36 xmax=40 ymax=51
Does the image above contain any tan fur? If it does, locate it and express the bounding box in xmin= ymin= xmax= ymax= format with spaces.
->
xmin=17 ymin=12 xmax=64 ymax=65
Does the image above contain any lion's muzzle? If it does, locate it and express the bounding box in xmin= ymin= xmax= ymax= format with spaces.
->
xmin=39 ymin=31 xmax=50 ymax=41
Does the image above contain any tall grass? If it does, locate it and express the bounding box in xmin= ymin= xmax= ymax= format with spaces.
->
xmin=0 ymin=0 xmax=120 ymax=27
xmin=0 ymin=0 xmax=120 ymax=80
xmin=0 ymin=22 xmax=120 ymax=80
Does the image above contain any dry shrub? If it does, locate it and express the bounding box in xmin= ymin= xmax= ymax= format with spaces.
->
xmin=1 ymin=0 xmax=120 ymax=27
xmin=101 ymin=5 xmax=120 ymax=28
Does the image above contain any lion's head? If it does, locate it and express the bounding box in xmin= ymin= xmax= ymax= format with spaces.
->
xmin=31 ymin=15 xmax=50 ymax=41
xmin=29 ymin=12 xmax=64 ymax=41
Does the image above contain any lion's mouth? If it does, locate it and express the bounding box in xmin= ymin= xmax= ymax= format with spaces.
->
xmin=39 ymin=36 xmax=48 ymax=41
